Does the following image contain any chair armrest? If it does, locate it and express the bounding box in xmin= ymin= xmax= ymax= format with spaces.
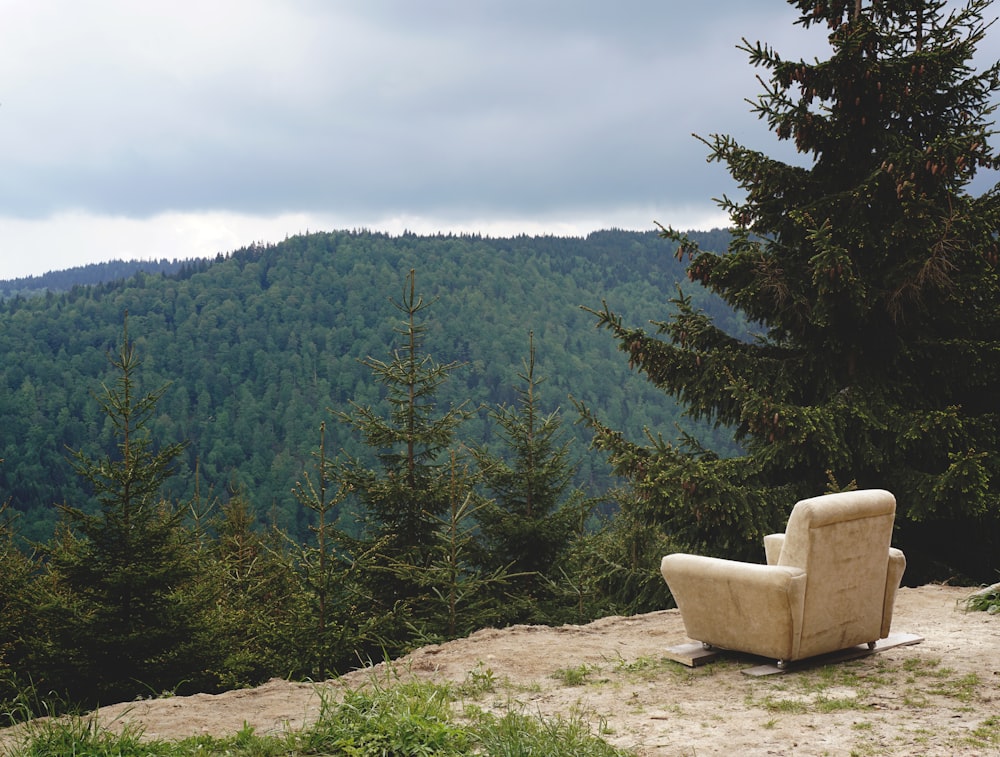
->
xmin=763 ymin=533 xmax=784 ymax=565
xmin=881 ymin=547 xmax=906 ymax=637
xmin=661 ymin=553 xmax=807 ymax=661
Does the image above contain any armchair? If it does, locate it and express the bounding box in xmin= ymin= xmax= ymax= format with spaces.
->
xmin=660 ymin=489 xmax=906 ymax=668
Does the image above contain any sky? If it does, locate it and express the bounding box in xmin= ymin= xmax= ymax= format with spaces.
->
xmin=0 ymin=1 xmax=996 ymax=280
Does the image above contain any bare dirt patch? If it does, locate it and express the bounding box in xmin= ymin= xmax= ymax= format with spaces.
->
xmin=8 ymin=584 xmax=1000 ymax=755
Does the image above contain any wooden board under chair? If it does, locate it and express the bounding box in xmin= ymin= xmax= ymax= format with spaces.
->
xmin=664 ymin=632 xmax=924 ymax=676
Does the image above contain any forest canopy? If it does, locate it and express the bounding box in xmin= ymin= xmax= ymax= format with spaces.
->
xmin=0 ymin=228 xmax=743 ymax=543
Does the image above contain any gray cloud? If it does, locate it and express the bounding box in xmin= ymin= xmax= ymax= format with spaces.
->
xmin=0 ymin=1 xmax=994 ymax=277
xmin=0 ymin=2 xmax=804 ymax=218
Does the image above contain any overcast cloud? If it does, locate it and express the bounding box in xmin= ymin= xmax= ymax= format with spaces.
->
xmin=0 ymin=1 xmax=995 ymax=279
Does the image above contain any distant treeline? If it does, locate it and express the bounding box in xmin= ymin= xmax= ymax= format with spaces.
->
xmin=0 ymin=257 xmax=198 ymax=300
xmin=0 ymin=228 xmax=744 ymax=543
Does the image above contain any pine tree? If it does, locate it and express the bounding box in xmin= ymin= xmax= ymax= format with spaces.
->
xmin=333 ymin=270 xmax=473 ymax=653
xmin=583 ymin=0 xmax=1000 ymax=581
xmin=38 ymin=316 xmax=208 ymax=704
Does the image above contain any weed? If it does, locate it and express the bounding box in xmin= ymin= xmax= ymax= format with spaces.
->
xmin=813 ymin=694 xmax=861 ymax=712
xmin=470 ymin=707 xmax=630 ymax=756
xmin=610 ymin=653 xmax=660 ymax=675
xmin=551 ymin=664 xmax=598 ymax=686
xmin=902 ymin=655 xmax=936 ymax=673
xmin=10 ymin=716 xmax=176 ymax=756
xmin=296 ymin=678 xmax=470 ymax=756
xmin=848 ymin=741 xmax=881 ymax=757
xmin=459 ymin=662 xmax=497 ymax=697
xmin=902 ymin=688 xmax=930 ymax=708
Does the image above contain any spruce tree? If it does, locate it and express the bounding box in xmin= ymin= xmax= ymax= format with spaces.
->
xmin=201 ymin=490 xmax=304 ymax=688
xmin=333 ymin=270 xmax=472 ymax=653
xmin=558 ymin=489 xmax=677 ymax=620
xmin=584 ymin=0 xmax=1000 ymax=580
xmin=38 ymin=316 xmax=207 ymax=704
xmin=0 ymin=503 xmax=37 ymax=721
xmin=472 ymin=333 xmax=581 ymax=623
xmin=393 ymin=451 xmax=513 ymax=642
xmin=291 ymin=422 xmax=360 ymax=677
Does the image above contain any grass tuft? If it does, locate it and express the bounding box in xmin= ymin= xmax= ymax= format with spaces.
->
xmin=10 ymin=716 xmax=173 ymax=757
xmin=959 ymin=582 xmax=1000 ymax=614
xmin=5 ymin=674 xmax=630 ymax=757
xmin=551 ymin=663 xmax=599 ymax=686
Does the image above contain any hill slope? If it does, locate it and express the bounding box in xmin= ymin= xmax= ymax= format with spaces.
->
xmin=0 ymin=257 xmax=194 ymax=299
xmin=0 ymin=228 xmax=742 ymax=541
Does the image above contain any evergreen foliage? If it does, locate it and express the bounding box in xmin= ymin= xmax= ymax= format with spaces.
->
xmin=472 ymin=333 xmax=583 ymax=623
xmin=336 ymin=271 xmax=472 ymax=553
xmin=583 ymin=0 xmax=1000 ymax=581
xmin=200 ymin=490 xmax=304 ymax=688
xmin=0 ymin=0 xmax=997 ymax=711
xmin=34 ymin=317 xmax=210 ymax=704
xmin=0 ymin=257 xmax=190 ymax=300
xmin=563 ymin=488 xmax=678 ymax=618
xmin=393 ymin=451 xmax=515 ymax=643
xmin=0 ymin=229 xmax=741 ymax=544
xmin=0 ymin=503 xmax=36 ymax=723
xmin=289 ymin=422 xmax=362 ymax=678
xmin=0 ymin=262 xmax=681 ymax=714
xmin=0 ymin=245 xmax=737 ymax=713
xmin=331 ymin=270 xmax=478 ymax=657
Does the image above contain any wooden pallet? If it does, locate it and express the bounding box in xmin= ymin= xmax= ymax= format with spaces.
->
xmin=663 ymin=632 xmax=924 ymax=676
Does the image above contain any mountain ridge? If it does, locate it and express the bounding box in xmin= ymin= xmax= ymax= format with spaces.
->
xmin=0 ymin=228 xmax=741 ymax=542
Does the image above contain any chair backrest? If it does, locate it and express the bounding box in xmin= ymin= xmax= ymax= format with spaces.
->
xmin=777 ymin=489 xmax=896 ymax=657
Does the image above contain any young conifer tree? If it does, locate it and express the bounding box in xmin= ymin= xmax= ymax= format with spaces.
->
xmin=393 ymin=451 xmax=514 ymax=642
xmin=334 ymin=270 xmax=472 ymax=652
xmin=38 ymin=316 xmax=207 ymax=704
xmin=472 ymin=333 xmax=581 ymax=623
xmin=290 ymin=421 xmax=362 ymax=677
xmin=584 ymin=0 xmax=1000 ymax=580
xmin=0 ymin=502 xmax=36 ymax=720
xmin=202 ymin=489 xmax=304 ymax=688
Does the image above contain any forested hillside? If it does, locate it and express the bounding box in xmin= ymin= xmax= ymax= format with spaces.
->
xmin=0 ymin=228 xmax=742 ymax=542
xmin=0 ymin=257 xmax=193 ymax=300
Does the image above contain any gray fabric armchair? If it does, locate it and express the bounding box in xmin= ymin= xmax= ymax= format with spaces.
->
xmin=660 ymin=489 xmax=906 ymax=668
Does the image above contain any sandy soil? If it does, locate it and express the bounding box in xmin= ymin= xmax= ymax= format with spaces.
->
xmin=6 ymin=584 xmax=1000 ymax=756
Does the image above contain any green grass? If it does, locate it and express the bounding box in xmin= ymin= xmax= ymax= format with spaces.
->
xmin=4 ymin=675 xmax=632 ymax=757
xmin=8 ymin=646 xmax=992 ymax=756
xmin=551 ymin=663 xmax=599 ymax=686
xmin=959 ymin=582 xmax=1000 ymax=614
xmin=927 ymin=671 xmax=981 ymax=703
xmin=457 ymin=661 xmax=498 ymax=698
xmin=740 ymin=651 xmax=991 ymax=725
xmin=965 ymin=715 xmax=1000 ymax=749
xmin=753 ymin=695 xmax=809 ymax=714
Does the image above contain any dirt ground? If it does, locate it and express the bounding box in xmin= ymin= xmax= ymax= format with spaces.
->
xmin=7 ymin=584 xmax=1000 ymax=756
